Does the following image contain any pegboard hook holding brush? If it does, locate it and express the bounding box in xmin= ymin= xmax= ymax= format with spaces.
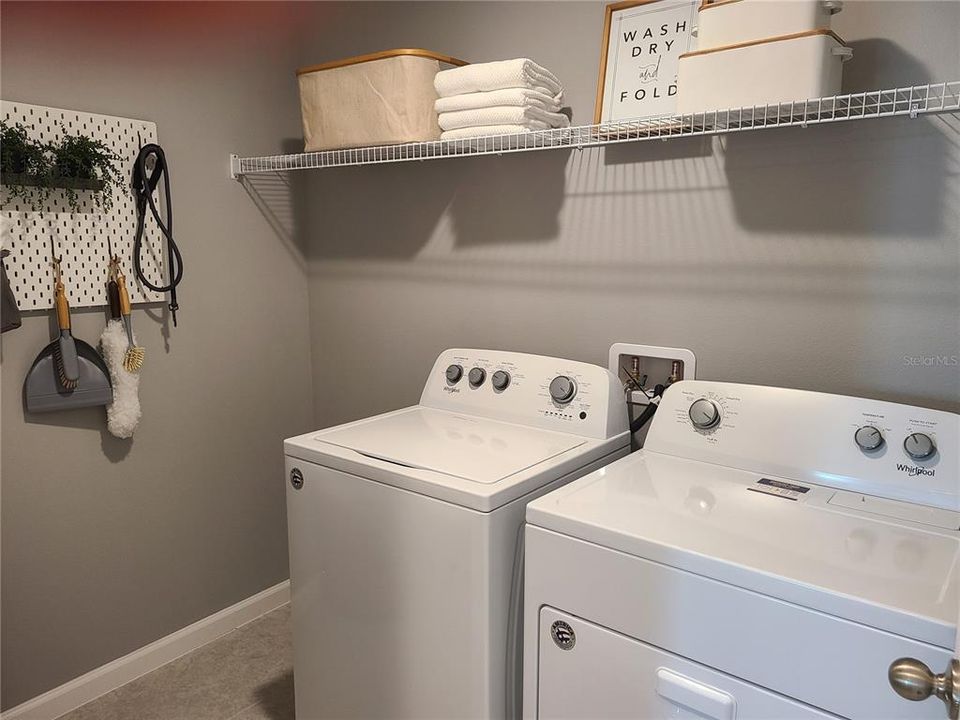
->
xmin=132 ymin=141 xmax=183 ymax=325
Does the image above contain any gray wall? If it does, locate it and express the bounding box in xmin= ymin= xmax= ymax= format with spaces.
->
xmin=1 ymin=3 xmax=313 ymax=709
xmin=298 ymin=1 xmax=959 ymax=429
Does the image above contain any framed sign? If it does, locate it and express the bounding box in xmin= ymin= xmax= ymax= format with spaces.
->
xmin=594 ymin=0 xmax=698 ymax=123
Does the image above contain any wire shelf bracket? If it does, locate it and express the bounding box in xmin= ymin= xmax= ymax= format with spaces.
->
xmin=230 ymin=81 xmax=960 ymax=177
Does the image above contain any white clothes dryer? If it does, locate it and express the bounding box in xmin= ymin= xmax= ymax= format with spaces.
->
xmin=524 ymin=380 xmax=958 ymax=720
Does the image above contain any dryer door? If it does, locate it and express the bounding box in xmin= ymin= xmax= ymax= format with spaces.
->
xmin=536 ymin=608 xmax=839 ymax=720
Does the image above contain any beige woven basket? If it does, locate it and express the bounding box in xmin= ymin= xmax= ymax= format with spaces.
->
xmin=297 ymin=49 xmax=469 ymax=151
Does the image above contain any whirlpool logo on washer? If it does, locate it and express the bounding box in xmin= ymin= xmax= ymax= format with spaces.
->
xmin=550 ymin=620 xmax=576 ymax=650
xmin=290 ymin=468 xmax=304 ymax=489
xmin=897 ymin=463 xmax=935 ymax=477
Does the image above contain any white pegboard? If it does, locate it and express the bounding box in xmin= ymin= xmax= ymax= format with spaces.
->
xmin=0 ymin=101 xmax=166 ymax=310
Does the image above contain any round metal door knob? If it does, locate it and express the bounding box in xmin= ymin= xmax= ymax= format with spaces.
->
xmin=889 ymin=657 xmax=960 ymax=719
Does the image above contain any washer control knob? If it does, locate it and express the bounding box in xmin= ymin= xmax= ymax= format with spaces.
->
xmin=468 ymin=367 xmax=486 ymax=387
xmin=492 ymin=370 xmax=511 ymax=391
xmin=904 ymin=432 xmax=936 ymax=461
xmin=445 ymin=364 xmax=463 ymax=383
xmin=854 ymin=425 xmax=885 ymax=452
xmin=689 ymin=398 xmax=721 ymax=430
xmin=549 ymin=376 xmax=577 ymax=404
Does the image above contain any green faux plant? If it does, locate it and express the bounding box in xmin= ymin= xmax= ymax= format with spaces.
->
xmin=0 ymin=121 xmax=124 ymax=212
xmin=50 ymin=126 xmax=124 ymax=212
xmin=0 ymin=121 xmax=53 ymax=209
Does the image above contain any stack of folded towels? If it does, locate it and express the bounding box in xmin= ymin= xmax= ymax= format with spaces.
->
xmin=434 ymin=58 xmax=570 ymax=140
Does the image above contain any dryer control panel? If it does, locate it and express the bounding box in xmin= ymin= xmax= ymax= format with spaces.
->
xmin=645 ymin=380 xmax=959 ymax=511
xmin=421 ymin=349 xmax=628 ymax=441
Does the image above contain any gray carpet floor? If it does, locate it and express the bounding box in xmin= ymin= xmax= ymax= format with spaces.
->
xmin=56 ymin=604 xmax=294 ymax=720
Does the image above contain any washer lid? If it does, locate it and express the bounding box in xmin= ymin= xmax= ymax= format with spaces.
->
xmin=316 ymin=407 xmax=585 ymax=484
xmin=527 ymin=450 xmax=959 ymax=648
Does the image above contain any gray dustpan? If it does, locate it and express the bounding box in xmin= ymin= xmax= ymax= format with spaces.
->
xmin=24 ymin=256 xmax=114 ymax=413
xmin=24 ymin=337 xmax=113 ymax=413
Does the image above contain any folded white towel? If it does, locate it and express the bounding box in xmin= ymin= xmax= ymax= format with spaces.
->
xmin=435 ymin=58 xmax=563 ymax=98
xmin=438 ymin=105 xmax=570 ymax=132
xmin=435 ymin=88 xmax=563 ymax=114
xmin=441 ymin=124 xmax=559 ymax=140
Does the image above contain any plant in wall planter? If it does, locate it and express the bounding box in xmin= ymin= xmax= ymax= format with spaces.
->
xmin=0 ymin=122 xmax=123 ymax=212
xmin=0 ymin=121 xmax=53 ymax=210
xmin=50 ymin=127 xmax=123 ymax=212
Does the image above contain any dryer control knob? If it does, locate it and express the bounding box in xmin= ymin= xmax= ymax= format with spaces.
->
xmin=855 ymin=425 xmax=885 ymax=452
xmin=549 ymin=376 xmax=577 ymax=404
xmin=492 ymin=370 xmax=511 ymax=391
xmin=445 ymin=364 xmax=463 ymax=383
xmin=468 ymin=367 xmax=486 ymax=387
xmin=689 ymin=398 xmax=721 ymax=430
xmin=904 ymin=432 xmax=936 ymax=461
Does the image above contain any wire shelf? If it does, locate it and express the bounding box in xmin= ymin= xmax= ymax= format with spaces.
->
xmin=231 ymin=81 xmax=960 ymax=177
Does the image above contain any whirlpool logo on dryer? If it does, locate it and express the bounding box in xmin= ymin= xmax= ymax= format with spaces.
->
xmin=897 ymin=463 xmax=935 ymax=477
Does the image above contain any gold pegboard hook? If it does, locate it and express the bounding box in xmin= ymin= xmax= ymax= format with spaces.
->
xmin=51 ymin=255 xmax=63 ymax=287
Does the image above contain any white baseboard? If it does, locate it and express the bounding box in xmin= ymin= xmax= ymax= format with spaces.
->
xmin=2 ymin=580 xmax=290 ymax=720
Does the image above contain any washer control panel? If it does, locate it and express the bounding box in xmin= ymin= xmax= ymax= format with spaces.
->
xmin=646 ymin=380 xmax=958 ymax=511
xmin=422 ymin=349 xmax=628 ymax=441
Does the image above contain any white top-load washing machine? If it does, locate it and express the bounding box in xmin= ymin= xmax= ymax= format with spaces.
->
xmin=523 ymin=380 xmax=959 ymax=720
xmin=285 ymin=349 xmax=629 ymax=720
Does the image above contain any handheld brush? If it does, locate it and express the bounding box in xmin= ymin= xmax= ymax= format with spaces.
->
xmin=116 ymin=271 xmax=145 ymax=372
xmin=52 ymin=258 xmax=80 ymax=390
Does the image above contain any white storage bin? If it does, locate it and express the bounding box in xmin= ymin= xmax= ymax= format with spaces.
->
xmin=696 ymin=0 xmax=843 ymax=52
xmin=297 ymin=49 xmax=468 ymax=151
xmin=677 ymin=29 xmax=852 ymax=114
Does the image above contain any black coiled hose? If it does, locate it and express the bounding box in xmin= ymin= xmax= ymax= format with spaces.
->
xmin=630 ymin=383 xmax=666 ymax=434
xmin=133 ymin=143 xmax=183 ymax=326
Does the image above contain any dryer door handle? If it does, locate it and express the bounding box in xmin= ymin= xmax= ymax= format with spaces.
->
xmin=889 ymin=658 xmax=960 ymax=719
xmin=656 ymin=668 xmax=736 ymax=720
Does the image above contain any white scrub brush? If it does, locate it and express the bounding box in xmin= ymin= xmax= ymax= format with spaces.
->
xmin=101 ymin=303 xmax=142 ymax=438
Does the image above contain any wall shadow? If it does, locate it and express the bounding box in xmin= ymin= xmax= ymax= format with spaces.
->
xmin=723 ymin=118 xmax=948 ymax=237
xmin=448 ymin=150 xmax=569 ymax=247
xmin=240 ymin=138 xmax=310 ymax=270
xmin=842 ymin=38 xmax=934 ymax=93
xmin=21 ymin=401 xmax=133 ymax=462
xmin=603 ymin=135 xmax=712 ymax=165
xmin=249 ymin=143 xmax=570 ymax=260
xmin=723 ymin=40 xmax=947 ymax=237
xmin=302 ymin=157 xmax=464 ymax=260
